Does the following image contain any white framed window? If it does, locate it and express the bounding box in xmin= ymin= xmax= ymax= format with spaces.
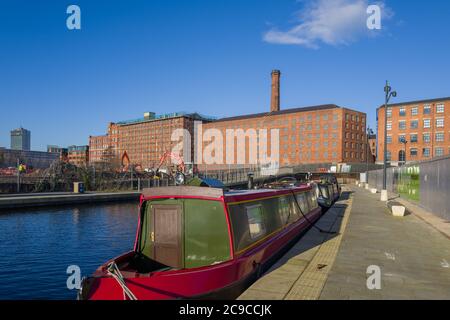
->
xmin=436 ymin=104 xmax=445 ymax=113
xmin=386 ymin=108 xmax=392 ymax=118
xmin=436 ymin=147 xmax=444 ymax=157
xmin=423 ymin=148 xmax=430 ymax=157
xmin=411 ymin=106 xmax=418 ymax=116
xmin=436 ymin=118 xmax=444 ymax=128
xmin=399 ymin=107 xmax=406 ymax=116
xmin=436 ymin=132 xmax=445 ymax=142
xmin=399 ymin=121 xmax=406 ymax=130
xmin=387 ymin=121 xmax=392 ymax=131
xmin=423 ymin=133 xmax=431 ymax=143
xmin=424 ymin=105 xmax=431 ymax=115
xmin=423 ymin=119 xmax=431 ymax=128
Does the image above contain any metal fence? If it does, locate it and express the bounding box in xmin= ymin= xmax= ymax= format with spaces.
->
xmin=367 ymin=155 xmax=450 ymax=221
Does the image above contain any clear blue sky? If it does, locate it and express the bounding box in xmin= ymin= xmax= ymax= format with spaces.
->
xmin=0 ymin=0 xmax=449 ymax=151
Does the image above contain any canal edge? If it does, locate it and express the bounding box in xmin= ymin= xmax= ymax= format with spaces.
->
xmin=284 ymin=187 xmax=354 ymax=300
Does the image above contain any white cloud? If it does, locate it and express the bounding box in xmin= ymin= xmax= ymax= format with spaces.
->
xmin=263 ymin=0 xmax=393 ymax=49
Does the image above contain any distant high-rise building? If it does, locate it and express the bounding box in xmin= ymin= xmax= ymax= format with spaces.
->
xmin=10 ymin=128 xmax=31 ymax=151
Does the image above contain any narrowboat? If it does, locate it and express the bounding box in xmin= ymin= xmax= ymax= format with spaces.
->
xmin=78 ymin=183 xmax=323 ymax=300
xmin=314 ymin=174 xmax=341 ymax=209
xmin=316 ymin=183 xmax=334 ymax=208
xmin=321 ymin=174 xmax=341 ymax=198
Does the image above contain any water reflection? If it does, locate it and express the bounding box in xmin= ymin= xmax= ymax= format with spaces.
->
xmin=0 ymin=201 xmax=139 ymax=300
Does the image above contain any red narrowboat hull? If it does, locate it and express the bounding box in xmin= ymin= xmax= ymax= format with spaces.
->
xmin=81 ymin=206 xmax=322 ymax=300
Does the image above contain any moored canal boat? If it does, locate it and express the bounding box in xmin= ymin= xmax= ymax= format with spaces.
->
xmin=79 ymin=183 xmax=323 ymax=300
xmin=314 ymin=174 xmax=341 ymax=209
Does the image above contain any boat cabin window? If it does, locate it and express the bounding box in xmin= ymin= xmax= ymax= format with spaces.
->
xmin=278 ymin=197 xmax=291 ymax=225
xmin=328 ymin=185 xmax=334 ymax=198
xmin=246 ymin=205 xmax=266 ymax=239
xmin=228 ymin=191 xmax=315 ymax=253
xmin=319 ymin=185 xmax=329 ymax=199
xmin=315 ymin=185 xmax=321 ymax=199
xmin=295 ymin=192 xmax=310 ymax=214
xmin=308 ymin=190 xmax=319 ymax=210
xmin=332 ymin=184 xmax=338 ymax=194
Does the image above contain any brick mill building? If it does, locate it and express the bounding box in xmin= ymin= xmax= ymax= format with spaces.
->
xmin=201 ymin=104 xmax=369 ymax=170
xmin=377 ymin=97 xmax=450 ymax=165
xmin=89 ymin=113 xmax=212 ymax=169
xmin=89 ymin=70 xmax=370 ymax=170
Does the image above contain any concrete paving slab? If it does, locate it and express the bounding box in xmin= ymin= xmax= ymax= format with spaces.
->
xmin=320 ymin=186 xmax=450 ymax=300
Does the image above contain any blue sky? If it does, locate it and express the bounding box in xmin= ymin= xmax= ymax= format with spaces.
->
xmin=0 ymin=0 xmax=449 ymax=151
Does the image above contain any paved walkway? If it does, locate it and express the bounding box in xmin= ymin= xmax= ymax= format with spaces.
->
xmin=239 ymin=185 xmax=450 ymax=300
xmin=385 ymin=190 xmax=450 ymax=240
xmin=239 ymin=188 xmax=353 ymax=300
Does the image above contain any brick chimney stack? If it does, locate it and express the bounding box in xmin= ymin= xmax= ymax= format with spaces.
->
xmin=270 ymin=70 xmax=281 ymax=112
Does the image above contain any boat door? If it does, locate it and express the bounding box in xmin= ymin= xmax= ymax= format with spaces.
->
xmin=150 ymin=204 xmax=183 ymax=268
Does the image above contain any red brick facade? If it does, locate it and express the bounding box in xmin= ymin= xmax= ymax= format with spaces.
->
xmin=89 ymin=105 xmax=368 ymax=171
xmin=199 ymin=105 xmax=368 ymax=170
xmin=377 ymin=97 xmax=450 ymax=164
xmin=89 ymin=114 xmax=208 ymax=169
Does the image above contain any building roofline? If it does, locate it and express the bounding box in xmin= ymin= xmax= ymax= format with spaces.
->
xmin=114 ymin=112 xmax=215 ymax=127
xmin=211 ymin=104 xmax=362 ymax=123
xmin=378 ymin=96 xmax=450 ymax=109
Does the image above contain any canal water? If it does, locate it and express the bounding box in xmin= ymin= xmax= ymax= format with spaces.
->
xmin=0 ymin=201 xmax=139 ymax=300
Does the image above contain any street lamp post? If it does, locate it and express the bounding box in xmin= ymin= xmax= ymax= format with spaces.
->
xmin=382 ymin=81 xmax=397 ymax=201
xmin=366 ymin=126 xmax=373 ymax=184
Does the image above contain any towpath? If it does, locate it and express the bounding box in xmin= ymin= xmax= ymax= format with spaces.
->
xmin=239 ymin=185 xmax=450 ymax=300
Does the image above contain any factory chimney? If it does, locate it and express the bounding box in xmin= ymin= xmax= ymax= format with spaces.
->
xmin=270 ymin=70 xmax=281 ymax=112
